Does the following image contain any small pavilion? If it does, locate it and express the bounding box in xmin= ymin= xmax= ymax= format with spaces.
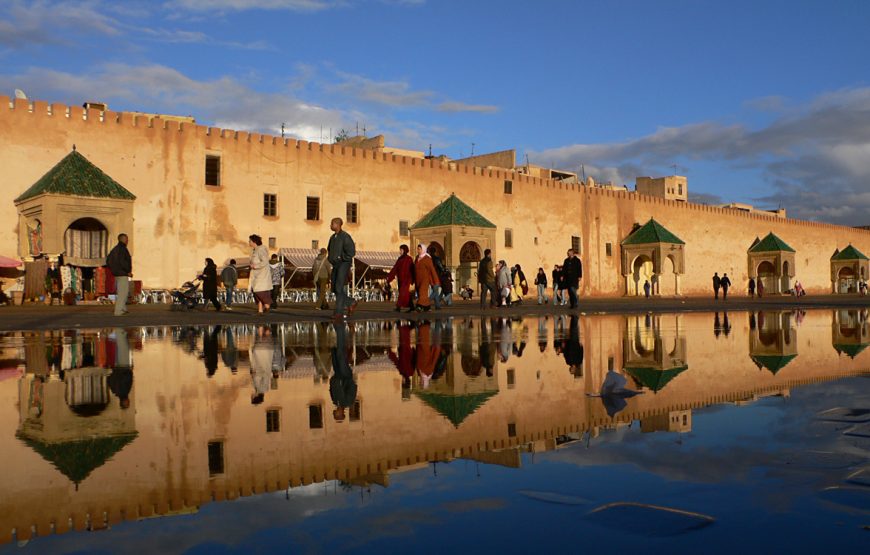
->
xmin=620 ymin=219 xmax=685 ymax=296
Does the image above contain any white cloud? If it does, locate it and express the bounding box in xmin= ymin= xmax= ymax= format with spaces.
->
xmin=0 ymin=0 xmax=121 ymax=47
xmin=530 ymin=87 xmax=870 ymax=226
xmin=164 ymin=0 xmax=345 ymax=12
xmin=436 ymin=101 xmax=499 ymax=114
xmin=330 ymin=72 xmax=434 ymax=108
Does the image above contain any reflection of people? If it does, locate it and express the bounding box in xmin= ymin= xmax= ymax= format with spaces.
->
xmin=108 ymin=328 xmax=133 ymax=409
xmin=480 ymin=319 xmax=496 ymax=377
xmin=313 ymin=322 xmax=332 ymax=383
xmin=722 ymin=312 xmax=731 ymax=337
xmin=202 ymin=325 xmax=220 ymax=377
xmin=388 ymin=322 xmax=416 ymax=396
xmin=714 ymin=312 xmax=722 ymax=339
xmin=563 ymin=316 xmax=584 ymax=377
xmin=330 ymin=324 xmax=357 ymax=421
xmin=249 ymin=326 xmax=274 ymax=404
xmin=221 ymin=327 xmax=239 ymax=372
xmin=415 ymin=321 xmax=442 ymax=388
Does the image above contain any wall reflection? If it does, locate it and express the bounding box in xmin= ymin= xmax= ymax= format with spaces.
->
xmin=0 ymin=310 xmax=868 ymax=544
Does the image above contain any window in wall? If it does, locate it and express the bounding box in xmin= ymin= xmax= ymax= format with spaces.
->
xmin=346 ymin=202 xmax=359 ymax=224
xmin=505 ymin=228 xmax=513 ymax=248
xmin=571 ymin=236 xmax=581 ymax=254
xmin=678 ymin=184 xmax=683 ymax=195
xmin=309 ymin=405 xmax=323 ymax=429
xmin=534 ymin=237 xmax=538 ymax=245
xmin=311 ymin=240 xmax=319 ymax=250
xmin=263 ymin=193 xmax=277 ymax=217
xmin=507 ymin=423 xmax=517 ymax=437
xmin=349 ymin=400 xmax=361 ymax=422
xmin=268 ymin=237 xmax=277 ymax=249
xmin=207 ymin=441 xmax=224 ymax=475
xmin=504 ymin=180 xmax=513 ymax=194
xmin=306 ymin=197 xmax=320 ymax=221
xmin=606 ymin=242 xmax=613 ymax=257
xmin=205 ymin=155 xmax=221 ymax=187
xmin=507 ymin=369 xmax=516 ymax=389
xmin=399 ymin=220 xmax=410 ymax=237
xmin=266 ymin=409 xmax=280 ymax=433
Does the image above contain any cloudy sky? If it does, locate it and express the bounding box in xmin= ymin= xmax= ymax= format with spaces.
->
xmin=2 ymin=0 xmax=870 ymax=224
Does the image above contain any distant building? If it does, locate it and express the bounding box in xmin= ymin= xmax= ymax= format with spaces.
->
xmin=720 ymin=202 xmax=786 ymax=219
xmin=635 ymin=175 xmax=688 ymax=202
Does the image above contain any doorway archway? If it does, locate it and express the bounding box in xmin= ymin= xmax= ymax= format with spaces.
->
xmin=632 ymin=255 xmax=653 ymax=296
xmin=838 ymin=266 xmax=857 ymax=293
xmin=457 ymin=241 xmax=482 ymax=288
xmin=757 ymin=261 xmax=776 ymax=295
xmin=64 ymin=217 xmax=109 ymax=265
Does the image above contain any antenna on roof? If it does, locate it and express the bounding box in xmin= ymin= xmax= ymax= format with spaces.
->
xmin=671 ymin=163 xmax=678 ymax=175
xmin=429 ymin=144 xmax=432 ymax=157
xmin=471 ymin=142 xmax=475 ymax=156
xmin=14 ymin=89 xmax=27 ymax=100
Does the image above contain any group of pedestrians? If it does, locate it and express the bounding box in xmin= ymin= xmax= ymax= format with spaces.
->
xmin=478 ymin=249 xmax=582 ymax=309
xmin=712 ymin=272 xmax=732 ymax=300
xmin=385 ymin=243 xmax=454 ymax=313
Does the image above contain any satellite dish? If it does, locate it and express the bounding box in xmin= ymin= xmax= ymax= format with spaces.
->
xmin=14 ymin=89 xmax=27 ymax=100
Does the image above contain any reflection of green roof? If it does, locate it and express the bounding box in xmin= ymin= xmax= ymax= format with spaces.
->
xmin=415 ymin=390 xmax=498 ymax=428
xmin=411 ymin=194 xmax=496 ymax=229
xmin=834 ymin=343 xmax=869 ymax=359
xmin=622 ymin=219 xmax=685 ymax=245
xmin=750 ymin=354 xmax=797 ymax=374
xmin=749 ymin=232 xmax=795 ymax=253
xmin=17 ymin=432 xmax=138 ymax=484
xmin=624 ymin=365 xmax=688 ymax=392
xmin=15 ymin=150 xmax=136 ymax=203
xmin=831 ymin=245 xmax=869 ymax=261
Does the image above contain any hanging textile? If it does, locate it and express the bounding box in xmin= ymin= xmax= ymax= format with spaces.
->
xmin=24 ymin=259 xmax=48 ymax=299
xmin=60 ymin=265 xmax=72 ymax=290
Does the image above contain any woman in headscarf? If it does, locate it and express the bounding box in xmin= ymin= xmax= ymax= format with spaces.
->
xmin=248 ymin=234 xmax=272 ymax=314
xmin=198 ymin=257 xmax=221 ymax=311
xmin=496 ymin=260 xmax=512 ymax=307
xmin=511 ymin=264 xmax=527 ymax=304
xmin=413 ymin=243 xmax=440 ymax=312
xmin=386 ymin=244 xmax=415 ymax=312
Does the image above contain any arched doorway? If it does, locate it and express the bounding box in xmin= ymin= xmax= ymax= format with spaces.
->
xmin=64 ymin=217 xmax=109 ymax=263
xmin=757 ymin=261 xmax=776 ymax=294
xmin=661 ymin=255 xmax=678 ymax=296
xmin=782 ymin=260 xmax=791 ymax=292
xmin=456 ymin=241 xmax=482 ymax=289
xmin=838 ymin=267 xmax=857 ymax=293
xmin=632 ymin=255 xmax=653 ymax=296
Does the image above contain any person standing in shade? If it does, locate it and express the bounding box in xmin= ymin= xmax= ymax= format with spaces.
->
xmin=535 ymin=267 xmax=548 ymax=305
xmin=198 ymin=258 xmax=222 ymax=311
xmin=386 ymin=244 xmax=414 ymax=312
xmin=106 ymin=233 xmax=132 ymax=316
xmin=748 ymin=277 xmax=756 ymax=298
xmin=221 ymin=259 xmax=238 ymax=310
xmin=712 ymin=272 xmax=721 ymax=300
xmin=328 ymin=217 xmax=357 ymax=320
xmin=552 ymin=265 xmax=563 ymax=305
xmin=269 ymin=254 xmax=284 ymax=307
xmin=643 ymin=279 xmax=651 ymax=298
xmin=562 ymin=249 xmax=582 ymax=309
xmin=414 ymin=243 xmax=440 ymax=312
xmin=249 ymin=234 xmax=272 ymax=314
xmin=757 ymin=278 xmax=765 ymax=298
xmin=721 ymin=273 xmax=732 ymax=300
xmin=478 ymin=248 xmax=497 ymax=308
xmin=312 ymin=248 xmax=332 ymax=310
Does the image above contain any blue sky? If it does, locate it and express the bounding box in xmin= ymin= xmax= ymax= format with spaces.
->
xmin=2 ymin=0 xmax=870 ymax=224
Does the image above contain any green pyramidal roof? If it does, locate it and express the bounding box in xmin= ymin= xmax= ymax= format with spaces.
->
xmin=834 ymin=343 xmax=869 ymax=359
xmin=749 ymin=232 xmax=795 ymax=253
xmin=415 ymin=390 xmax=498 ymax=428
xmin=750 ymin=354 xmax=797 ymax=374
xmin=17 ymin=432 xmax=138 ymax=485
xmin=15 ymin=150 xmax=136 ymax=203
xmin=831 ymin=245 xmax=869 ymax=261
xmin=411 ymin=194 xmax=496 ymax=229
xmin=622 ymin=218 xmax=685 ymax=246
xmin=625 ymin=365 xmax=688 ymax=393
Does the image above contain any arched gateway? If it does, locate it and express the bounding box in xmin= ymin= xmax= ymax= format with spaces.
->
xmin=620 ymin=219 xmax=685 ymax=297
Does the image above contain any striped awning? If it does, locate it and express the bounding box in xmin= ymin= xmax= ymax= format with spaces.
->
xmin=279 ymin=248 xmax=318 ymax=270
xmin=355 ymin=251 xmax=397 ymax=270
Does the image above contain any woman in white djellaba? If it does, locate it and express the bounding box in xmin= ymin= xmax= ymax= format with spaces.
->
xmin=248 ymin=234 xmax=273 ymax=314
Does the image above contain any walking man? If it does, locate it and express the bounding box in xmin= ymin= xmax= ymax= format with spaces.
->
xmin=328 ymin=217 xmax=357 ymax=319
xmin=713 ymin=272 xmax=721 ymax=300
xmin=721 ymin=272 xmax=732 ymax=300
xmin=312 ymin=248 xmax=332 ymax=310
xmin=748 ymin=277 xmax=756 ymax=298
xmin=562 ymin=249 xmax=582 ymax=309
xmin=221 ymin=259 xmax=238 ymax=310
xmin=106 ymin=233 xmax=132 ymax=316
xmin=478 ymin=248 xmax=496 ymax=308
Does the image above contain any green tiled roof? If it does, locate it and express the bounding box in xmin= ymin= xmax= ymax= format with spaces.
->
xmin=750 ymin=354 xmax=797 ymax=374
xmin=831 ymin=245 xmax=869 ymax=261
xmin=415 ymin=390 xmax=498 ymax=428
xmin=625 ymin=365 xmax=688 ymax=393
xmin=622 ymin=218 xmax=685 ymax=246
xmin=748 ymin=232 xmax=795 ymax=253
xmin=411 ymin=194 xmax=496 ymax=229
xmin=17 ymin=432 xmax=138 ymax=485
xmin=15 ymin=150 xmax=136 ymax=203
xmin=833 ymin=343 xmax=869 ymax=359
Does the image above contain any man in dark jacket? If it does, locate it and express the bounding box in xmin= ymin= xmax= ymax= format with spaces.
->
xmin=712 ymin=272 xmax=721 ymax=300
xmin=221 ymin=260 xmax=238 ymax=310
xmin=106 ymin=233 xmax=132 ymax=316
xmin=327 ymin=217 xmax=356 ymax=319
xmin=720 ymin=273 xmax=732 ymax=300
xmin=477 ymin=249 xmax=496 ymax=308
xmin=562 ymin=249 xmax=582 ymax=309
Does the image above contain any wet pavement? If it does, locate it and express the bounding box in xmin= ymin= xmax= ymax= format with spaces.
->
xmin=0 ymin=309 xmax=868 ymax=553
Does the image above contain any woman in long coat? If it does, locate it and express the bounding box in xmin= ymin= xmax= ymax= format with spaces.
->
xmin=413 ymin=243 xmax=440 ymax=312
xmin=248 ymin=234 xmax=273 ymax=314
xmin=198 ymin=258 xmax=221 ymax=310
xmin=386 ymin=244 xmax=415 ymax=312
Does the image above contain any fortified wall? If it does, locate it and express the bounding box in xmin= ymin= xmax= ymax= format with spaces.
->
xmin=2 ymin=96 xmax=870 ymax=294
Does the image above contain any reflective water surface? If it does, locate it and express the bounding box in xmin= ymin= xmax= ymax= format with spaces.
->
xmin=1 ymin=309 xmax=868 ymax=553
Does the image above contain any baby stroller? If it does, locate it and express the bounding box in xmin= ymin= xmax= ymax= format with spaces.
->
xmin=171 ymin=279 xmax=201 ymax=310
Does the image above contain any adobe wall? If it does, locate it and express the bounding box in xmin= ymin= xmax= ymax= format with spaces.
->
xmin=2 ymin=96 xmax=870 ymax=293
xmin=0 ymin=311 xmax=867 ymax=543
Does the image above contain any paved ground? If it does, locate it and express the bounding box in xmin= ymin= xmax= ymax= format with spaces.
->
xmin=0 ymin=294 xmax=868 ymax=331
